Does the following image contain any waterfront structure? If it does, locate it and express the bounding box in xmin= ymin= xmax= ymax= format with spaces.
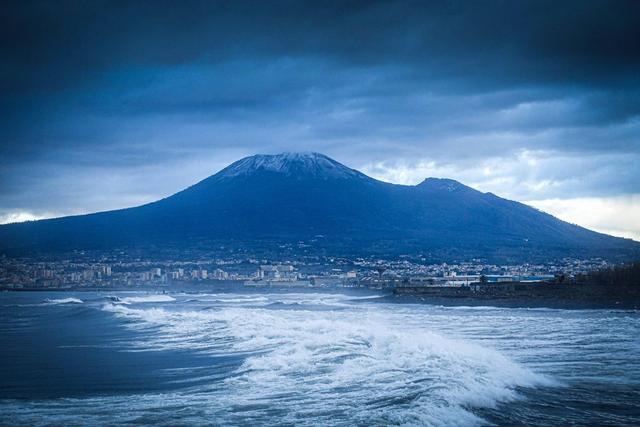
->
xmin=258 ymin=265 xmax=297 ymax=280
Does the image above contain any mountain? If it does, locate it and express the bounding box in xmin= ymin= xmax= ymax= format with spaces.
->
xmin=0 ymin=152 xmax=638 ymax=262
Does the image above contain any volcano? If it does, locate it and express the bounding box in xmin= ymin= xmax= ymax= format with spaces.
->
xmin=0 ymin=152 xmax=637 ymax=261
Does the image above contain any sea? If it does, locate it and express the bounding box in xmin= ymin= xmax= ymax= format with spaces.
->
xmin=1 ymin=289 xmax=639 ymax=426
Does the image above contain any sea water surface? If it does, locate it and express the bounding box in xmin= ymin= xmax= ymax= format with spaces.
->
xmin=1 ymin=290 xmax=639 ymax=426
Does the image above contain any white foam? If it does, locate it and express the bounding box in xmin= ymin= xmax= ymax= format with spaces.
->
xmin=194 ymin=296 xmax=269 ymax=304
xmin=43 ymin=297 xmax=83 ymax=305
xmin=119 ymin=294 xmax=176 ymax=304
xmin=101 ymin=292 xmax=553 ymax=424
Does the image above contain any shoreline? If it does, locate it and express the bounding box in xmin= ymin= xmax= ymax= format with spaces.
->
xmin=383 ymin=294 xmax=640 ymax=310
xmin=2 ymin=286 xmax=639 ymax=310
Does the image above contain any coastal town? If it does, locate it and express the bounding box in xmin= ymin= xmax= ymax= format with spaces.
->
xmin=0 ymin=251 xmax=611 ymax=291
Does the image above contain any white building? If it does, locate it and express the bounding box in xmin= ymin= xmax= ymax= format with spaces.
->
xmin=212 ymin=268 xmax=228 ymax=279
xmin=258 ymin=265 xmax=297 ymax=280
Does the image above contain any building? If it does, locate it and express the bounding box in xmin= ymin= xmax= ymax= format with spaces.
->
xmin=190 ymin=269 xmax=208 ymax=280
xmin=211 ymin=268 xmax=228 ymax=279
xmin=258 ymin=265 xmax=297 ymax=280
xmin=99 ymin=265 xmax=112 ymax=276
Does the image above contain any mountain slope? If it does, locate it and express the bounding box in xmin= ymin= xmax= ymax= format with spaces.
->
xmin=0 ymin=152 xmax=637 ymax=261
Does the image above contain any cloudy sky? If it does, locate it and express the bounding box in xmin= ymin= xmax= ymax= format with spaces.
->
xmin=1 ymin=1 xmax=639 ymax=240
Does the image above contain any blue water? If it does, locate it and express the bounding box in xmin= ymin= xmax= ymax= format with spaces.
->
xmin=1 ymin=290 xmax=639 ymax=426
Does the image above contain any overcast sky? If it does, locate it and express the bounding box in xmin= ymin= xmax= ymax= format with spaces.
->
xmin=1 ymin=0 xmax=639 ymax=240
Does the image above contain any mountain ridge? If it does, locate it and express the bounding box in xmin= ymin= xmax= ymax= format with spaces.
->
xmin=0 ymin=152 xmax=638 ymax=262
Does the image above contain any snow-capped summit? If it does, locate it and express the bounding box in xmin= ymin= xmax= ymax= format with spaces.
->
xmin=216 ymin=152 xmax=367 ymax=180
xmin=417 ymin=177 xmax=472 ymax=193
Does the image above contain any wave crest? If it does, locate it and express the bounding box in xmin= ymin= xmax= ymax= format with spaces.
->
xmin=43 ymin=297 xmax=83 ymax=305
xmin=100 ymin=293 xmax=552 ymax=425
xmin=118 ymin=294 xmax=176 ymax=304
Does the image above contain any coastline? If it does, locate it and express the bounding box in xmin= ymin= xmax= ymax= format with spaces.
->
xmin=384 ymin=294 xmax=640 ymax=310
xmin=3 ymin=286 xmax=639 ymax=310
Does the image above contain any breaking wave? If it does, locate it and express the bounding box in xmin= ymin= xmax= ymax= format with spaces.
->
xmin=117 ymin=295 xmax=176 ymax=304
xmin=4 ymin=290 xmax=640 ymax=426
xmin=101 ymin=294 xmax=552 ymax=425
xmin=43 ymin=297 xmax=83 ymax=305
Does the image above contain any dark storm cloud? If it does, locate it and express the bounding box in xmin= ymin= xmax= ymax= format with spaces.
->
xmin=3 ymin=1 xmax=639 ymax=88
xmin=1 ymin=0 xmax=639 ymax=219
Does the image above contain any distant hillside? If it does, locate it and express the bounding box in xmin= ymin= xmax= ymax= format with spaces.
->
xmin=0 ymin=152 xmax=638 ymax=262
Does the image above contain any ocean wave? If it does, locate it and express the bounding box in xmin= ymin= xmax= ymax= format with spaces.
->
xmin=118 ymin=295 xmax=176 ymax=304
xmin=100 ymin=297 xmax=553 ymax=425
xmin=194 ymin=296 xmax=270 ymax=304
xmin=43 ymin=297 xmax=83 ymax=305
xmin=5 ymin=291 xmax=639 ymax=426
